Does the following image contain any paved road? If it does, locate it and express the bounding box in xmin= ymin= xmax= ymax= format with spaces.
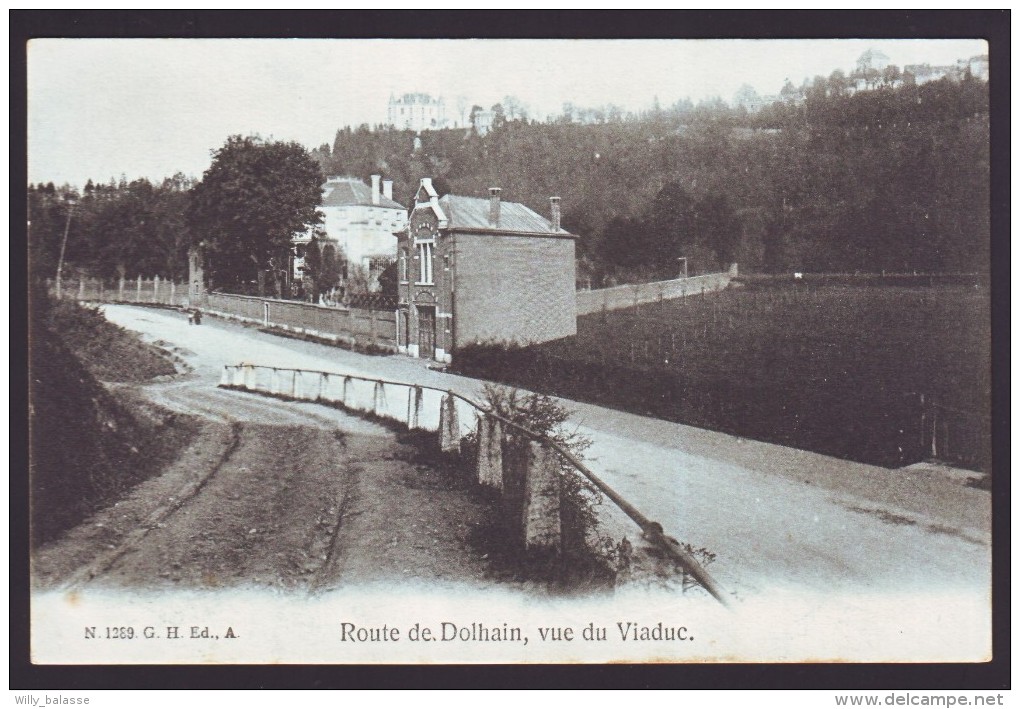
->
xmin=102 ymin=304 xmax=991 ymax=600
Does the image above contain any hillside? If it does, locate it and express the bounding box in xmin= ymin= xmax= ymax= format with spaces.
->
xmin=29 ymin=291 xmax=198 ymax=545
xmin=316 ymin=76 xmax=990 ymax=282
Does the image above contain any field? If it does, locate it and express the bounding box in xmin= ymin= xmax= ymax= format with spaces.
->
xmin=454 ymin=281 xmax=992 ymax=471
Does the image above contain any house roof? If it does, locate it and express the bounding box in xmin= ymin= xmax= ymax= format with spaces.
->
xmin=321 ymin=177 xmax=405 ymax=210
xmin=437 ymin=194 xmax=571 ymax=236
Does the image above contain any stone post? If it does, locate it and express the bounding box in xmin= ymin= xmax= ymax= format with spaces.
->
xmin=78 ymin=278 xmax=85 ymax=300
xmin=136 ymin=275 xmax=143 ymax=302
xmin=119 ymin=276 xmax=125 ymax=301
xmin=316 ymin=372 xmax=325 ymax=401
xmin=522 ymin=442 xmax=562 ymax=554
xmin=475 ymin=415 xmax=504 ymax=490
xmin=438 ymin=392 xmax=460 ymax=453
xmin=270 ymin=368 xmax=281 ymax=395
xmin=244 ymin=365 xmax=256 ymax=390
xmin=290 ymin=370 xmax=298 ymax=398
xmin=154 ymin=275 xmax=160 ymax=303
xmin=170 ymin=280 xmax=176 ymax=305
xmin=342 ymin=376 xmax=352 ymax=409
xmin=373 ymin=380 xmax=386 ymax=417
xmin=233 ymin=366 xmax=245 ymax=387
xmin=407 ymin=386 xmax=423 ymax=430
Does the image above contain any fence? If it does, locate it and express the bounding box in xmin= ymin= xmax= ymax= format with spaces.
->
xmin=58 ymin=277 xmax=399 ymax=353
xmin=57 ymin=275 xmax=191 ymax=307
xmin=218 ymin=363 xmax=731 ymax=606
xmin=918 ymin=397 xmax=991 ymax=473
xmin=576 ymin=270 xmax=735 ymax=315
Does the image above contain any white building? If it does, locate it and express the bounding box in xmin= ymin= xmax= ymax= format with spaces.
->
xmin=472 ymin=108 xmax=496 ymax=135
xmin=387 ymin=93 xmax=448 ymax=132
xmin=293 ymin=175 xmax=408 ymax=291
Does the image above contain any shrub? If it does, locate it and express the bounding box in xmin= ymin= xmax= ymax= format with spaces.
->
xmin=473 ymin=384 xmax=628 ymax=587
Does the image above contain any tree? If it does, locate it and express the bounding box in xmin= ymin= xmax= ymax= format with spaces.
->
xmin=302 ymin=234 xmax=323 ymax=301
xmin=188 ymin=135 xmax=323 ymax=294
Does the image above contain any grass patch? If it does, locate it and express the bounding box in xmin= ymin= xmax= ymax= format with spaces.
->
xmin=45 ymin=299 xmax=177 ymax=382
xmin=30 ymin=293 xmax=199 ymax=545
xmin=453 ymin=283 xmax=991 ymax=471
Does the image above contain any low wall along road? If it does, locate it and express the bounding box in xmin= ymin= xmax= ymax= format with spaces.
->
xmin=576 ymin=269 xmax=736 ymax=315
xmin=59 ymin=277 xmax=398 ymax=353
xmin=218 ymin=363 xmax=731 ymax=607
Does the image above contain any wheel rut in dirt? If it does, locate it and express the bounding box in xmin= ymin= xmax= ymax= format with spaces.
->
xmin=37 ymin=416 xmax=504 ymax=593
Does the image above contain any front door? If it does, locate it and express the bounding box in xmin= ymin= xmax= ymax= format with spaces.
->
xmin=417 ymin=306 xmax=436 ymax=359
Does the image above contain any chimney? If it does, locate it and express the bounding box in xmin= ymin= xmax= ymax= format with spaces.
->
xmin=549 ymin=196 xmax=561 ymax=232
xmin=382 ymin=179 xmax=393 ymax=201
xmin=371 ymin=174 xmax=381 ymax=205
xmin=488 ymin=187 xmax=502 ymax=226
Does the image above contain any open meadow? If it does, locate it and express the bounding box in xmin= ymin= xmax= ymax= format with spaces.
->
xmin=456 ymin=279 xmax=992 ymax=472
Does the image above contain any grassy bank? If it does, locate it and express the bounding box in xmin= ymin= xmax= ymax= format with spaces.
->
xmin=29 ymin=293 xmax=199 ymax=545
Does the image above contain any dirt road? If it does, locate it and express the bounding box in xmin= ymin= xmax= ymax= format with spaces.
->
xmin=86 ymin=305 xmax=990 ymax=599
xmin=32 ymin=331 xmax=508 ymax=593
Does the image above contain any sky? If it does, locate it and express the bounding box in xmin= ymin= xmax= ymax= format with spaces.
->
xmin=27 ymin=38 xmax=988 ymax=188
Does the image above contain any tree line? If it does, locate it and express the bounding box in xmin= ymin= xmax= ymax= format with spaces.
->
xmin=29 ymin=136 xmax=325 ymax=297
xmin=29 ymin=74 xmax=989 ymax=297
xmin=314 ymin=74 xmax=989 ymax=282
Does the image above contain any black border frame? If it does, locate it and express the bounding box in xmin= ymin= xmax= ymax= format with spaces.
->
xmin=10 ymin=9 xmax=1010 ymax=690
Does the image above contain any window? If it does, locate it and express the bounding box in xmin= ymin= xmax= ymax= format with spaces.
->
xmin=399 ymin=249 xmax=408 ymax=282
xmin=418 ymin=242 xmax=434 ymax=284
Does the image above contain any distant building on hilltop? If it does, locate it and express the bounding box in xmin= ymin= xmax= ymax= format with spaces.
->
xmin=961 ymin=54 xmax=989 ymax=81
xmin=856 ymin=48 xmax=891 ymax=74
xmin=472 ymin=108 xmax=496 ymax=136
xmin=387 ymin=93 xmax=448 ymax=132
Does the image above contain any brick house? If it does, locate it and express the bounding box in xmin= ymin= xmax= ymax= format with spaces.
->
xmin=396 ymin=179 xmax=577 ymax=362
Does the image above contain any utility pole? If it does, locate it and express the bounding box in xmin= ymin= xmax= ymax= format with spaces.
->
xmin=55 ymin=196 xmax=77 ymax=299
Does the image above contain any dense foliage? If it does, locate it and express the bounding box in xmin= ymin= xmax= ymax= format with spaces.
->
xmin=314 ymin=76 xmax=989 ymax=281
xmin=188 ymin=136 xmax=324 ymax=295
xmin=28 ymin=174 xmax=194 ymax=283
xmin=30 ymin=75 xmax=989 ymax=291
